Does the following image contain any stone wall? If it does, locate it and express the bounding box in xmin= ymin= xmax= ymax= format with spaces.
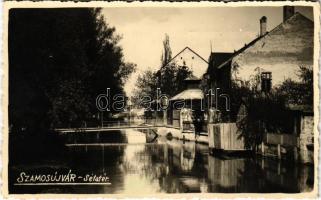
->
xmin=299 ymin=115 xmax=314 ymax=163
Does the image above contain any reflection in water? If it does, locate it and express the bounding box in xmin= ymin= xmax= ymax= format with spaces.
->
xmin=9 ymin=129 xmax=314 ymax=194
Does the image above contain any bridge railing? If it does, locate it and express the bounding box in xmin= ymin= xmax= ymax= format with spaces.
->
xmin=101 ymin=121 xmax=131 ymax=128
xmin=101 ymin=120 xmax=148 ymax=128
xmin=55 ymin=120 xmax=154 ymax=132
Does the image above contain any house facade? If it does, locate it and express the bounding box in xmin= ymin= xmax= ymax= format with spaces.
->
xmin=211 ymin=7 xmax=314 ymax=91
xmin=164 ymin=47 xmax=208 ymax=129
xmin=231 ymin=12 xmax=313 ymax=88
xmin=164 ymin=46 xmax=209 ymax=79
xmin=147 ymin=47 xmax=208 ymax=132
xmin=204 ymin=6 xmax=314 ymax=162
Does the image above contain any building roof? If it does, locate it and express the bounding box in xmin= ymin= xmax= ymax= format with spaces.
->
xmin=162 ymin=46 xmax=209 ymax=79
xmin=170 ymin=88 xmax=203 ymax=101
xmin=210 ymin=52 xmax=233 ymax=68
xmin=207 ymin=52 xmax=233 ymax=74
xmin=215 ymin=12 xmax=313 ymax=70
xmin=163 ymin=46 xmax=208 ymax=67
xmin=216 ymin=35 xmax=266 ymax=69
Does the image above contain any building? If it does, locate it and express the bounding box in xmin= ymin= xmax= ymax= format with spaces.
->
xmin=163 ymin=46 xmax=209 ymax=79
xmin=154 ymin=47 xmax=208 ymax=129
xmin=168 ymin=77 xmax=204 ymax=131
xmin=153 ymin=47 xmax=209 ymax=143
xmin=208 ymin=7 xmax=313 ymax=92
xmin=205 ymin=6 xmax=314 ymax=162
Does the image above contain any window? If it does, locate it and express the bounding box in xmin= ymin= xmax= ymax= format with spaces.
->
xmin=261 ymin=72 xmax=272 ymax=92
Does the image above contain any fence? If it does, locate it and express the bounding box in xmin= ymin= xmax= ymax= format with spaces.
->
xmin=264 ymin=133 xmax=297 ymax=147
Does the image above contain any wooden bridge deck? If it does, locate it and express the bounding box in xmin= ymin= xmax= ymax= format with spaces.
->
xmin=56 ymin=125 xmax=163 ymax=133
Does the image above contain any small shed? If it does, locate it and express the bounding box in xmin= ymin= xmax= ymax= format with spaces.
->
xmin=208 ymin=123 xmax=246 ymax=154
xmin=168 ymin=77 xmax=205 ymax=132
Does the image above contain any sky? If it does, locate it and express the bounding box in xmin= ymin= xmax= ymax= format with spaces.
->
xmin=101 ymin=6 xmax=313 ymax=96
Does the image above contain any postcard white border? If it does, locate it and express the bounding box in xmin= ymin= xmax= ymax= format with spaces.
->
xmin=2 ymin=1 xmax=320 ymax=198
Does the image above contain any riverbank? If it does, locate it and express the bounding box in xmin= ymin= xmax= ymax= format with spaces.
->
xmin=157 ymin=127 xmax=209 ymax=144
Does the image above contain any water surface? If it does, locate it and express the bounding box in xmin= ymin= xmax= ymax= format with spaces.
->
xmin=9 ymin=129 xmax=314 ymax=194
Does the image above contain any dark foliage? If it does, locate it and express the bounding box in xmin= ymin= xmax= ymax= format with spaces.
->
xmin=9 ymin=8 xmax=135 ymax=130
xmin=234 ymin=90 xmax=289 ymax=150
xmin=276 ymin=66 xmax=313 ymax=105
xmin=231 ymin=66 xmax=313 ymax=150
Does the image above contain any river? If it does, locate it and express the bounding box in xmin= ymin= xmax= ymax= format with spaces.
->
xmin=9 ymin=129 xmax=314 ymax=194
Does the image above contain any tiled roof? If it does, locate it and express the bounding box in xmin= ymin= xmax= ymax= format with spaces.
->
xmin=216 ymin=35 xmax=265 ymax=69
xmin=170 ymin=88 xmax=203 ymax=101
xmin=207 ymin=52 xmax=233 ymax=74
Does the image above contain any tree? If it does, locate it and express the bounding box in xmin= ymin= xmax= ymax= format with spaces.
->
xmin=9 ymin=8 xmax=135 ymax=131
xmin=160 ymin=34 xmax=172 ymax=68
xmin=175 ymin=65 xmax=193 ymax=93
xmin=276 ymin=66 xmax=313 ymax=105
xmin=231 ymin=66 xmax=313 ymax=150
xmin=132 ymin=34 xmax=192 ymax=108
xmin=157 ymin=35 xmax=192 ymax=97
xmin=235 ymin=90 xmax=289 ymax=150
xmin=132 ymin=69 xmax=158 ymax=107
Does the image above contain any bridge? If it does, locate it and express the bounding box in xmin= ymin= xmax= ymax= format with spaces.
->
xmin=55 ymin=121 xmax=164 ymax=133
xmin=56 ymin=126 xmax=163 ymax=133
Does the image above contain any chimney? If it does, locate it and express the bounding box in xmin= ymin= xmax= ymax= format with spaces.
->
xmin=283 ymin=6 xmax=295 ymax=22
xmin=260 ymin=16 xmax=267 ymax=36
